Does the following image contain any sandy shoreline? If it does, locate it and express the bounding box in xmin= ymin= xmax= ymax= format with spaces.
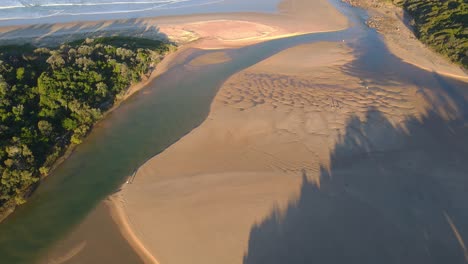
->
xmin=107 ymin=194 xmax=160 ymax=264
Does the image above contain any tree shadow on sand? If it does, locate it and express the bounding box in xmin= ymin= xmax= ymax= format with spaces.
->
xmin=241 ymin=9 xmax=468 ymax=261
xmin=243 ymin=104 xmax=468 ymax=263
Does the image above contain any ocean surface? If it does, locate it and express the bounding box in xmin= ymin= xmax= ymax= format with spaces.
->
xmin=0 ymin=0 xmax=279 ymax=26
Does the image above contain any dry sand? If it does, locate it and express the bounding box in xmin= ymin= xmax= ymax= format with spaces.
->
xmin=120 ymin=37 xmax=467 ymax=264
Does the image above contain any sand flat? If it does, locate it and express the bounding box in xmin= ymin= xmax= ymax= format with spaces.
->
xmin=119 ymin=37 xmax=449 ymax=263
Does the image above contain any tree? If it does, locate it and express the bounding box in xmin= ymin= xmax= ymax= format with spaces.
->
xmin=16 ymin=67 xmax=25 ymax=81
xmin=46 ymin=53 xmax=65 ymax=69
xmin=37 ymin=120 xmax=53 ymax=136
xmin=0 ymin=36 xmax=174 ymax=208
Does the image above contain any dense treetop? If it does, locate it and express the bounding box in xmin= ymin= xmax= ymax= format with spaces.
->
xmin=0 ymin=37 xmax=174 ymax=210
xmin=395 ymin=0 xmax=467 ymax=68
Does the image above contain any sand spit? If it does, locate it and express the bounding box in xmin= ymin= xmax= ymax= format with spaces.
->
xmin=121 ymin=43 xmax=359 ymax=264
xmin=118 ymin=37 xmax=468 ymax=264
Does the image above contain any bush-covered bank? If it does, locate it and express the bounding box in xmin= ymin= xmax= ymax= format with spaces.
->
xmin=0 ymin=37 xmax=175 ymax=218
xmin=395 ymin=0 xmax=467 ymax=68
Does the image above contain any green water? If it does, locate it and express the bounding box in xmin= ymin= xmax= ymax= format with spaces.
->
xmin=0 ymin=0 xmax=360 ymax=261
xmin=0 ymin=26 xmax=349 ymax=261
xmin=0 ymin=49 xmax=228 ymax=263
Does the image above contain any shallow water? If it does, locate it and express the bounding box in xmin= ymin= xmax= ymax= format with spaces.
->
xmin=0 ymin=0 xmax=466 ymax=263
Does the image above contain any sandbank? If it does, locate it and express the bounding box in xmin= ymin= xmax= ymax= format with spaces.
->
xmin=120 ymin=36 xmax=462 ymax=263
xmin=122 ymin=35 xmax=468 ymax=263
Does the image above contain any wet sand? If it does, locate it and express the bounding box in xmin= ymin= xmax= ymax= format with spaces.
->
xmin=187 ymin=51 xmax=231 ymax=67
xmin=38 ymin=202 xmax=142 ymax=264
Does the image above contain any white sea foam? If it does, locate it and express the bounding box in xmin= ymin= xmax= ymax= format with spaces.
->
xmin=0 ymin=10 xmax=64 ymax=21
xmin=59 ymin=0 xmax=223 ymax=16
xmin=0 ymin=0 xmax=217 ymax=21
xmin=0 ymin=0 xmax=185 ymax=9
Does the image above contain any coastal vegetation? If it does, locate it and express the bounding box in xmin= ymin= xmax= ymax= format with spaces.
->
xmin=394 ymin=0 xmax=467 ymax=68
xmin=0 ymin=37 xmax=174 ymax=215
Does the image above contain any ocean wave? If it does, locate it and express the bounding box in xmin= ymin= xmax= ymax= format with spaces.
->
xmin=0 ymin=5 xmax=24 ymax=10
xmin=59 ymin=0 xmax=223 ymax=16
xmin=0 ymin=10 xmax=64 ymax=20
xmin=0 ymin=0 xmax=224 ymax=21
xmin=0 ymin=0 xmax=183 ymax=10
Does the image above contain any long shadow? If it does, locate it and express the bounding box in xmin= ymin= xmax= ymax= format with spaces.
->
xmin=243 ymin=103 xmax=468 ymax=263
xmin=343 ymin=27 xmax=467 ymax=120
xmin=0 ymin=18 xmax=170 ymax=46
xmin=242 ymin=10 xmax=468 ymax=259
xmin=241 ymin=14 xmax=468 ymax=264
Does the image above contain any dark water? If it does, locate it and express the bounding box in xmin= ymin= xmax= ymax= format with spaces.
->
xmin=0 ymin=0 xmax=466 ymax=263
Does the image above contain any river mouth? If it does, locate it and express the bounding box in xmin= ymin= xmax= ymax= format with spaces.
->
xmin=0 ymin=0 xmax=467 ymax=263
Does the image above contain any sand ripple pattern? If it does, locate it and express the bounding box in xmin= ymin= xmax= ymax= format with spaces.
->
xmin=217 ymin=70 xmax=424 ymax=124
